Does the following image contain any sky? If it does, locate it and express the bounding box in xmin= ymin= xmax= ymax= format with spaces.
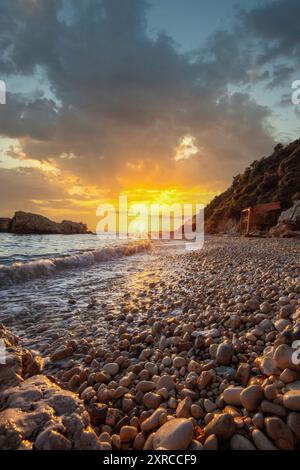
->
xmin=0 ymin=0 xmax=299 ymax=230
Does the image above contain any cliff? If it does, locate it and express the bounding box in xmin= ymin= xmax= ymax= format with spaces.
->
xmin=205 ymin=140 xmax=300 ymax=234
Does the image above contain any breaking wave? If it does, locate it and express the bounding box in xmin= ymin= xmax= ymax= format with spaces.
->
xmin=0 ymin=240 xmax=152 ymax=286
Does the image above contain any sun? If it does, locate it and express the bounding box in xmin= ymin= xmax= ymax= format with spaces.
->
xmin=135 ymin=221 xmax=147 ymax=233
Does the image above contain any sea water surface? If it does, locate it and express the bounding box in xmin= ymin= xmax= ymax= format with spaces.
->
xmin=0 ymin=233 xmax=152 ymax=285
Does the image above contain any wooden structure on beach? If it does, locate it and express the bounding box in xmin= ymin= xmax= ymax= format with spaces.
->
xmin=240 ymin=201 xmax=281 ymax=235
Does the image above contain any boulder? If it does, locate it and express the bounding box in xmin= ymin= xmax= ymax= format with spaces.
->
xmin=0 ymin=375 xmax=102 ymax=450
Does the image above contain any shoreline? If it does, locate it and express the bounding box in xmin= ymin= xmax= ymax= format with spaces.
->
xmin=0 ymin=236 xmax=300 ymax=450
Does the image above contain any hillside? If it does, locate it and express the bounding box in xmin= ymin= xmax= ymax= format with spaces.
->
xmin=205 ymin=139 xmax=300 ymax=234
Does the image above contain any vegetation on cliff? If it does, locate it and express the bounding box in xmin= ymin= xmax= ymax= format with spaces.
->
xmin=205 ymin=140 xmax=300 ymax=233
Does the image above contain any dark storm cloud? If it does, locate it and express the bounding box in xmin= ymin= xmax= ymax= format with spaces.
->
xmin=1 ymin=0 xmax=292 ymax=206
xmin=241 ymin=0 xmax=300 ymax=67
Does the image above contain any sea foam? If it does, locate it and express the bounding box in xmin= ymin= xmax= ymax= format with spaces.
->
xmin=0 ymin=240 xmax=152 ymax=285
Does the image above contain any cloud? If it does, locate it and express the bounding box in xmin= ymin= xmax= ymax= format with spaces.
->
xmin=0 ymin=0 xmax=287 ymax=227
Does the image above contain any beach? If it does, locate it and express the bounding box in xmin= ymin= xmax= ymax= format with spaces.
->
xmin=0 ymin=236 xmax=300 ymax=450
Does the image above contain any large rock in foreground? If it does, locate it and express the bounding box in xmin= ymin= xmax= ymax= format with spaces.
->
xmin=0 ymin=324 xmax=101 ymax=450
xmin=0 ymin=375 xmax=102 ymax=450
xmin=10 ymin=211 xmax=87 ymax=235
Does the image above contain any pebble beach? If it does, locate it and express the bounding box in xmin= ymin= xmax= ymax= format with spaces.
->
xmin=1 ymin=236 xmax=300 ymax=450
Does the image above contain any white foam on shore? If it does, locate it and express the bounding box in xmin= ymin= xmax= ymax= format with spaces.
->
xmin=0 ymin=240 xmax=152 ymax=285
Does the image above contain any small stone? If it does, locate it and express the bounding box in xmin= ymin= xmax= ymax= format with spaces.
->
xmin=204 ymin=413 xmax=235 ymax=441
xmin=203 ymin=434 xmax=218 ymax=450
xmin=204 ymin=398 xmax=217 ymax=412
xmin=103 ymin=362 xmax=119 ymax=376
xmin=264 ymin=417 xmax=294 ymax=450
xmin=283 ymin=390 xmax=300 ymax=410
xmin=197 ymin=370 xmax=215 ymax=390
xmin=240 ymin=385 xmax=263 ymax=411
xmin=156 ymin=375 xmax=175 ymax=391
xmin=260 ymin=400 xmax=287 ymax=417
xmin=264 ymin=384 xmax=277 ymax=401
xmin=51 ymin=347 xmax=73 ymax=362
xmin=173 ymin=356 xmax=186 ymax=368
xmin=274 ymin=344 xmax=300 ymax=372
xmin=137 ymin=381 xmax=156 ymax=393
xmin=216 ymin=341 xmax=234 ymax=366
xmin=230 ymin=434 xmax=255 ymax=450
xmin=251 ymin=429 xmax=277 ymax=450
xmin=176 ymin=397 xmax=192 ymax=418
xmin=260 ymin=302 xmax=272 ymax=314
xmin=141 ymin=408 xmax=166 ymax=432
xmin=190 ymin=404 xmax=204 ymax=420
xmin=143 ymin=392 xmax=161 ymax=409
xmin=153 ymin=418 xmax=193 ymax=450
xmin=223 ymin=387 xmax=243 ymax=406
xmin=287 ymin=412 xmax=300 ymax=439
xmin=280 ymin=369 xmax=300 ymax=384
xmin=236 ymin=363 xmax=250 ymax=386
xmin=120 ymin=426 xmax=138 ymax=442
xmin=189 ymin=440 xmax=204 ymax=450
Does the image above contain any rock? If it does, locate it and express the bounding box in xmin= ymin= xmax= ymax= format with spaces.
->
xmin=216 ymin=341 xmax=234 ymax=366
xmin=173 ymin=356 xmax=186 ymax=368
xmin=251 ymin=429 xmax=278 ymax=450
xmin=197 ymin=370 xmax=215 ymax=390
xmin=176 ymin=397 xmax=192 ymax=418
xmin=156 ymin=375 xmax=175 ymax=391
xmin=190 ymin=404 xmax=204 ymax=420
xmin=120 ymin=426 xmax=138 ymax=442
xmin=258 ymin=353 xmax=281 ymax=377
xmin=141 ymin=408 xmax=166 ymax=432
xmin=230 ymin=434 xmax=255 ymax=450
xmin=50 ymin=347 xmax=73 ymax=361
xmin=189 ymin=440 xmax=204 ymax=450
xmin=137 ymin=381 xmax=156 ymax=393
xmin=264 ymin=417 xmax=294 ymax=450
xmin=287 ymin=412 xmax=300 ymax=439
xmin=0 ymin=375 xmax=101 ymax=450
xmin=87 ymin=403 xmax=108 ymax=427
xmin=203 ymin=434 xmax=218 ymax=450
xmin=280 ymin=369 xmax=300 ymax=384
xmin=143 ymin=392 xmax=161 ymax=409
xmin=223 ymin=387 xmax=243 ymax=406
xmin=10 ymin=211 xmax=87 ymax=235
xmin=153 ymin=418 xmax=193 ymax=450
xmin=35 ymin=427 xmax=72 ymax=450
xmin=283 ymin=390 xmax=300 ymax=410
xmin=260 ymin=302 xmax=272 ymax=314
xmin=278 ymin=200 xmax=300 ymax=225
xmin=204 ymin=398 xmax=217 ymax=412
xmin=274 ymin=344 xmax=300 ymax=372
xmin=240 ymin=385 xmax=263 ymax=411
xmin=236 ymin=363 xmax=250 ymax=386
xmin=204 ymin=413 xmax=235 ymax=441
xmin=0 ymin=217 xmax=11 ymax=232
xmin=260 ymin=400 xmax=287 ymax=417
xmin=103 ymin=362 xmax=119 ymax=376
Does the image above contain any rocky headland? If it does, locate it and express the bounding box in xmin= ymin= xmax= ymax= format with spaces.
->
xmin=0 ymin=211 xmax=88 ymax=235
xmin=0 ymin=236 xmax=299 ymax=450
